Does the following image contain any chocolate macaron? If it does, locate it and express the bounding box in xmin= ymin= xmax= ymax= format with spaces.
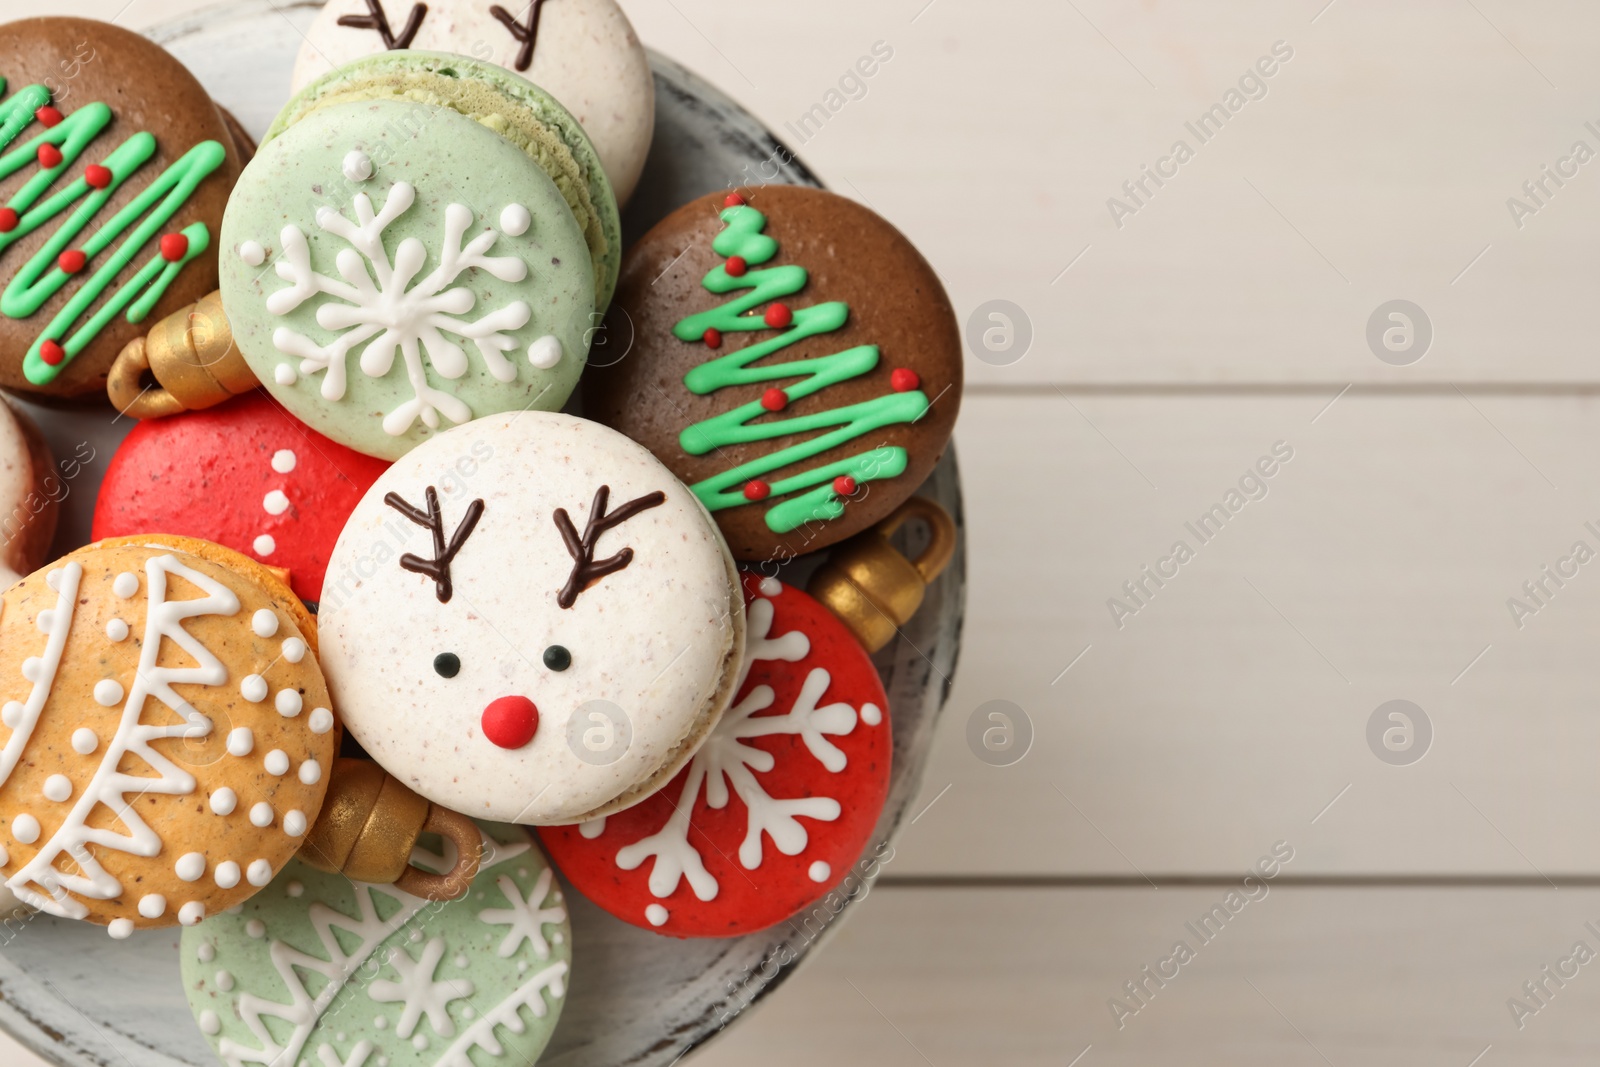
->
xmin=583 ymin=186 xmax=963 ymax=563
xmin=0 ymin=17 xmax=249 ymax=401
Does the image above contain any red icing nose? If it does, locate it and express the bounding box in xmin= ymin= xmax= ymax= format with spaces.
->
xmin=482 ymin=696 xmax=539 ymax=749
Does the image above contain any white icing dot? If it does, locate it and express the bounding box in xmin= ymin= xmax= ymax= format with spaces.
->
xmin=263 ymin=490 xmax=289 ymax=516
xmin=138 ymin=894 xmax=166 ymax=919
xmin=552 ymin=931 xmax=565 ymax=945
xmin=307 ymin=707 xmax=333 ymax=734
xmin=107 ymin=918 xmax=133 ymax=939
xmin=93 ymin=678 xmax=124 ymax=707
xmin=374 ymin=1016 xmax=388 ymax=1030
xmin=408 ymin=928 xmax=422 ymax=943
xmin=412 ymin=1034 xmax=428 ymax=1051
xmin=175 ymin=853 xmax=205 ymax=882
xmin=276 ymin=689 xmax=302 ymax=717
xmin=197 ymin=942 xmax=215 ymax=963
xmin=42 ymin=775 xmax=71 ymax=803
xmin=105 ymin=618 xmax=129 ymax=642
xmin=0 ymin=843 xmax=11 ymax=865
xmin=286 ymin=879 xmax=303 ymax=897
xmin=227 ymin=727 xmax=254 ymax=756
xmin=528 ymin=334 xmax=562 ymax=369
xmin=250 ymin=803 xmax=274 ymax=828
xmin=264 ymin=749 xmax=289 ymax=776
xmin=251 ymin=609 xmax=279 ymax=638
xmin=21 ymin=658 xmax=42 ymax=682
xmin=199 ymin=1010 xmax=220 ymax=1035
xmin=112 ymin=572 xmax=138 ymax=598
xmin=70 ymin=727 xmax=97 ymax=755
xmin=273 ymin=364 xmax=297 ymax=386
xmin=12 ymin=814 xmax=39 ymax=844
xmin=860 ymin=702 xmax=883 ymax=726
xmin=517 ymin=961 xmax=528 ymax=973
xmin=454 ymin=954 xmax=468 ymax=968
xmin=248 ymin=859 xmax=273 ymax=887
xmin=1 ymin=703 xmax=23 ymax=728
xmin=271 ymin=449 xmax=297 ymax=474
xmin=239 ymin=241 xmax=266 ymax=267
xmin=240 ymin=675 xmax=268 ymax=703
xmin=500 ymin=202 xmax=531 ymax=236
xmin=215 ymin=862 xmax=241 ymax=889
xmin=284 ymin=810 xmax=307 ymax=837
xmin=809 ymin=861 xmax=832 ymax=883
xmin=461 ymin=1006 xmax=476 ymax=1020
xmin=578 ymin=818 xmax=605 ymax=840
xmin=245 ymin=918 xmax=266 ymax=938
xmin=215 ymin=970 xmax=234 ymax=990
xmin=283 ymin=638 xmax=308 ymax=665
xmin=35 ymin=609 xmax=53 ymax=633
xmin=299 ymin=759 xmax=322 ymax=785
xmin=254 ymin=534 xmax=276 ymax=557
xmin=646 ymin=903 xmax=669 ymax=927
xmin=343 ymin=149 xmax=373 ymax=182
xmin=210 ymin=788 xmax=237 ymax=816
xmin=759 ymin=576 xmax=783 ymax=597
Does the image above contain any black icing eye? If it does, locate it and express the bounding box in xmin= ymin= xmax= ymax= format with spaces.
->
xmin=543 ymin=645 xmax=572 ymax=672
xmin=434 ymin=653 xmax=461 ymax=679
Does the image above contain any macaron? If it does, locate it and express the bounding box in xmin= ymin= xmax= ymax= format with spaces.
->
xmin=541 ymin=574 xmax=892 ymax=937
xmin=0 ymin=536 xmax=335 ymax=933
xmin=0 ymin=397 xmax=66 ymax=586
xmin=92 ymin=390 xmax=391 ymax=605
xmin=292 ymin=0 xmax=655 ymax=207
xmin=220 ymin=52 xmax=618 ymax=460
xmin=317 ymin=411 xmax=746 ymax=826
xmin=584 ymin=186 xmax=963 ymax=563
xmin=182 ymin=822 xmax=570 ymax=1067
xmin=0 ymin=17 xmax=250 ymax=401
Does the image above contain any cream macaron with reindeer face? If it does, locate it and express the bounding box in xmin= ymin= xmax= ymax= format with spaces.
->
xmin=318 ymin=412 xmax=745 ymax=825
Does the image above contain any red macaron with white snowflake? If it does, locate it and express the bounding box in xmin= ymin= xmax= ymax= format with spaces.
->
xmin=92 ymin=390 xmax=389 ymax=605
xmin=540 ymin=573 xmax=892 ymax=937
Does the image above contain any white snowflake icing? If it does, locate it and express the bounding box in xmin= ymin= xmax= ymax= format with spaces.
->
xmin=478 ymin=867 xmax=566 ymax=959
xmin=609 ymin=593 xmax=863 ymax=904
xmin=265 ymin=182 xmax=535 ymax=437
xmin=368 ymin=936 xmax=475 ymax=1039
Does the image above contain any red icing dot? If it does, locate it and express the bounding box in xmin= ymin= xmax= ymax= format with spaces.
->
xmin=760 ymin=388 xmax=787 ymax=412
xmin=481 ymin=696 xmax=539 ymax=749
xmin=725 ymin=256 xmax=748 ymax=277
xmin=764 ymin=303 xmax=793 ymax=329
xmin=834 ymin=476 xmax=858 ymax=496
xmin=0 ymin=208 xmax=16 ymax=233
xmin=57 ymin=250 xmax=86 ymax=275
xmin=37 ymin=144 xmax=62 ymax=169
xmin=160 ymin=233 xmax=190 ymax=262
xmin=724 ymin=192 xmax=746 ymax=207
xmin=703 ymin=327 xmax=722 ymax=349
xmin=85 ymin=164 xmax=112 ymax=190
xmin=38 ymin=340 xmax=64 ymax=366
xmin=891 ymin=367 xmax=922 ymax=393
xmin=743 ymin=480 xmax=771 ymax=501
xmin=34 ymin=106 xmax=63 ymax=128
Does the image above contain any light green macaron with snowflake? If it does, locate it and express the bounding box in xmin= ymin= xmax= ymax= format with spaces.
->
xmin=180 ymin=822 xmax=572 ymax=1067
xmin=220 ymin=53 xmax=620 ymax=460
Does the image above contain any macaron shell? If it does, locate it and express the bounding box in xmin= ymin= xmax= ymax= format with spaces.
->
xmin=92 ymin=390 xmax=390 ymax=604
xmin=0 ymin=542 xmax=335 ymax=930
xmin=584 ymin=186 xmax=964 ymax=562
xmin=0 ymin=17 xmax=247 ymax=399
xmin=0 ymin=398 xmax=62 ymax=583
xmin=317 ymin=412 xmax=745 ymax=825
xmin=540 ymin=575 xmax=892 ymax=937
xmin=292 ymin=0 xmax=655 ymax=207
xmin=181 ymin=822 xmax=571 ymax=1067
xmin=221 ymin=99 xmax=594 ymax=460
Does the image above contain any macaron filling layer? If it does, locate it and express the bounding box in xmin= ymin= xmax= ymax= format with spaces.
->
xmin=268 ymin=52 xmax=620 ymax=310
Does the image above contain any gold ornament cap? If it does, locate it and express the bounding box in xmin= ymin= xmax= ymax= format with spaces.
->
xmin=107 ymin=289 xmax=258 ymax=418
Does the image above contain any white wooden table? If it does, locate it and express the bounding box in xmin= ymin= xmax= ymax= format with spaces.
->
xmin=11 ymin=0 xmax=1600 ymax=1063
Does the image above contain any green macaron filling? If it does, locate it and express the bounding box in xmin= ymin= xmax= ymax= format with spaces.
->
xmin=267 ymin=52 xmax=621 ymax=311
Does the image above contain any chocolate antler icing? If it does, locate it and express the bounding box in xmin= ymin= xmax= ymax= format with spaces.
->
xmin=488 ymin=0 xmax=553 ymax=72
xmin=385 ymin=487 xmax=485 ymax=603
xmin=338 ymin=0 xmax=429 ymax=50
xmin=554 ymin=485 xmax=666 ymax=608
